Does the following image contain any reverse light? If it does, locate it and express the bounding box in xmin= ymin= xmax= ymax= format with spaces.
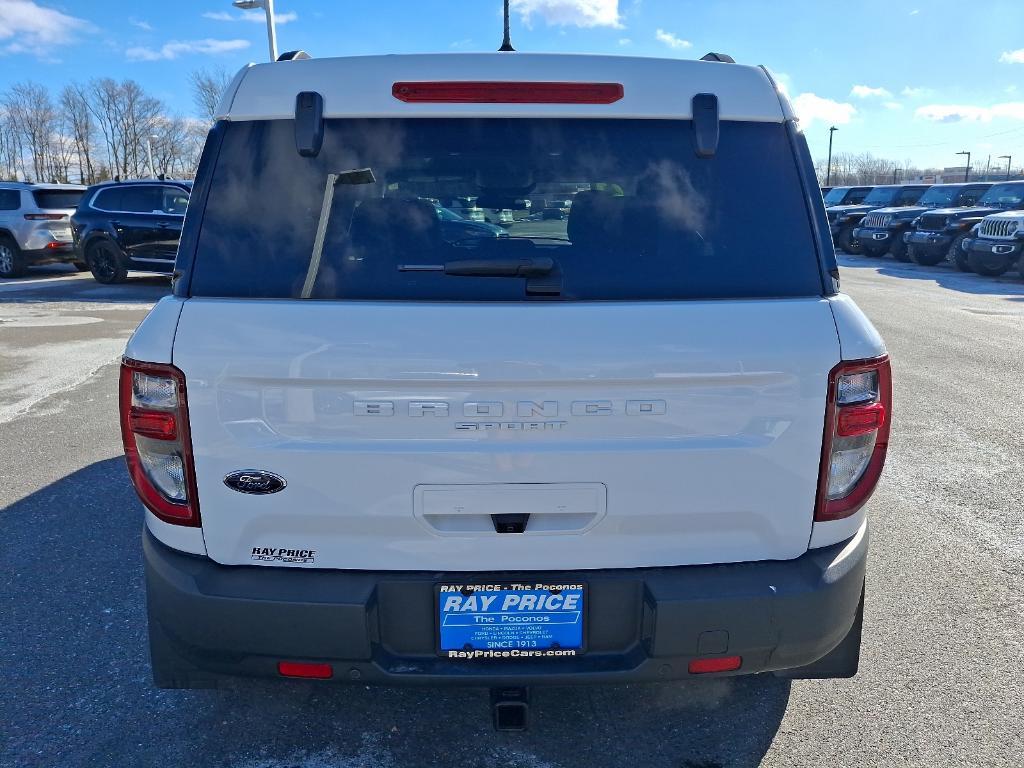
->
xmin=815 ymin=356 xmax=892 ymax=522
xmin=278 ymin=661 xmax=333 ymax=679
xmin=119 ymin=359 xmax=200 ymax=526
xmin=688 ymin=656 xmax=742 ymax=674
xmin=392 ymin=81 xmax=624 ymax=104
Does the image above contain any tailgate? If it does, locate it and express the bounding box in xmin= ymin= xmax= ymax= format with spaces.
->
xmin=174 ymin=298 xmax=840 ymax=571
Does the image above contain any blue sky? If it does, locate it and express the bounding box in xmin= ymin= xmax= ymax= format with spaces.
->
xmin=2 ymin=0 xmax=1024 ymax=169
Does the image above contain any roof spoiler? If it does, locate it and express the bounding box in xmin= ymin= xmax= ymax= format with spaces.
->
xmin=700 ymin=52 xmax=735 ymax=63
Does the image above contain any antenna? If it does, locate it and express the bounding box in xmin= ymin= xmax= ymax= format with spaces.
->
xmin=499 ymin=0 xmax=515 ymax=51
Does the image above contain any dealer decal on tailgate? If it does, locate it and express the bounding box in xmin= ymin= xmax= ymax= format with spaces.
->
xmin=438 ymin=583 xmax=585 ymax=658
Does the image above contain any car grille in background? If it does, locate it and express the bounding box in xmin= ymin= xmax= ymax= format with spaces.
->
xmin=862 ymin=213 xmax=892 ymax=228
xmin=980 ymin=219 xmax=1019 ymax=238
xmin=917 ymin=214 xmax=948 ymax=232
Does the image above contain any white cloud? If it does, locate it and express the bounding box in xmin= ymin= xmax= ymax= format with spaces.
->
xmin=999 ymin=49 xmax=1024 ymax=64
xmin=510 ymin=0 xmax=621 ymax=28
xmin=130 ymin=18 xmax=153 ymax=32
xmin=202 ymin=10 xmax=298 ymax=24
xmin=791 ymin=92 xmax=856 ymax=127
xmin=901 ymin=86 xmax=931 ymax=98
xmin=915 ymin=102 xmax=1024 ymax=123
xmin=126 ymin=38 xmax=250 ymax=61
xmin=851 ymin=84 xmax=893 ymax=99
xmin=883 ymin=101 xmax=903 ymax=110
xmin=909 ymin=8 xmax=919 ymax=15
xmin=618 ymin=37 xmax=632 ymax=45
xmin=655 ymin=29 xmax=691 ymax=49
xmin=0 ymin=0 xmax=93 ymax=57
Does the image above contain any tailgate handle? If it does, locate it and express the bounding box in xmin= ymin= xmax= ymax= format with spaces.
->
xmin=491 ymin=514 xmax=530 ymax=534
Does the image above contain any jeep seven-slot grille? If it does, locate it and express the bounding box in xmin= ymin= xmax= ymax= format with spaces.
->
xmin=917 ymin=214 xmax=948 ymax=232
xmin=863 ymin=213 xmax=891 ymax=228
xmin=980 ymin=219 xmax=1019 ymax=238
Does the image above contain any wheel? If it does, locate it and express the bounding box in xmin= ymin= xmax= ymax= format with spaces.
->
xmin=890 ymin=235 xmax=910 ymax=262
xmin=0 ymin=235 xmax=27 ymax=278
xmin=968 ymin=248 xmax=1011 ymax=277
xmin=950 ymin=235 xmax=972 ymax=272
xmin=909 ymin=244 xmax=944 ymax=266
xmin=86 ymin=240 xmax=128 ymax=284
xmin=861 ymin=243 xmax=885 ymax=258
xmin=72 ymin=261 xmax=90 ymax=272
xmin=837 ymin=225 xmax=863 ymax=255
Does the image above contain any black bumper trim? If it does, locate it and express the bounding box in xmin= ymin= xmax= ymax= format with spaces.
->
xmin=143 ymin=525 xmax=868 ymax=686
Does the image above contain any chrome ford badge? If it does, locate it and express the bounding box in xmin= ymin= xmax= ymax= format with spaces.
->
xmin=224 ymin=470 xmax=287 ymax=495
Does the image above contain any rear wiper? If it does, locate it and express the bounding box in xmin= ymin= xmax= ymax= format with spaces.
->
xmin=399 ymin=257 xmax=555 ymax=277
xmin=399 ymin=257 xmax=561 ymax=295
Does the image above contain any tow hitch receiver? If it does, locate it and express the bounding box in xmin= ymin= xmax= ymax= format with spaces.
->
xmin=491 ymin=687 xmax=530 ymax=731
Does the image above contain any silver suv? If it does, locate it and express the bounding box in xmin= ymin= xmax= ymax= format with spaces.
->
xmin=0 ymin=182 xmax=86 ymax=278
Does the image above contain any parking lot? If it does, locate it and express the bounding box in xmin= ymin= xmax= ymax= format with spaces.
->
xmin=0 ymin=257 xmax=1021 ymax=767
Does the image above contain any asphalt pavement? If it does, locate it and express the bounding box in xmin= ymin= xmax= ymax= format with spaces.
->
xmin=1 ymin=259 xmax=1022 ymax=767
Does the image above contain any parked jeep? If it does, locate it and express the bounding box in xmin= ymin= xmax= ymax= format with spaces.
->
xmin=828 ymin=184 xmax=928 ymax=255
xmin=822 ymin=186 xmax=872 ymax=207
xmin=853 ymin=183 xmax=991 ymax=261
xmin=961 ymin=210 xmax=1024 ymax=276
xmin=903 ymin=181 xmax=1024 ymax=270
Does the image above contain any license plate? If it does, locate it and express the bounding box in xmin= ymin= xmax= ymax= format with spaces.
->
xmin=438 ymin=582 xmax=584 ymax=657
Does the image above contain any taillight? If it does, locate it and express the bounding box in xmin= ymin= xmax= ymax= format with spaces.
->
xmin=392 ymin=81 xmax=624 ymax=104
xmin=119 ymin=358 xmax=200 ymax=526
xmin=815 ymin=356 xmax=892 ymax=522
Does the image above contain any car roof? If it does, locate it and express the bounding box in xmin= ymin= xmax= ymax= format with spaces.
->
xmin=217 ymin=53 xmax=789 ymax=123
xmin=86 ymin=179 xmax=192 ymax=191
xmin=0 ymin=182 xmax=86 ymax=190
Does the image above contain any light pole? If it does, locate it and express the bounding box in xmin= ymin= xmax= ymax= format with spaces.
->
xmin=956 ymin=150 xmax=971 ymax=182
xmin=891 ymin=167 xmax=902 ymax=184
xmin=233 ymin=0 xmax=278 ymax=61
xmin=999 ymin=155 xmax=1012 ymax=181
xmin=499 ymin=0 xmax=515 ymax=51
xmin=826 ymin=126 xmax=838 ymax=185
xmin=145 ymin=134 xmax=158 ymax=178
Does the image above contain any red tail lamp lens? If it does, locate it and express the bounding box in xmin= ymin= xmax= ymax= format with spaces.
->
xmin=836 ymin=402 xmax=886 ymax=437
xmin=128 ymin=408 xmax=178 ymax=440
xmin=278 ymin=661 xmax=333 ymax=679
xmin=688 ymin=656 xmax=742 ymax=674
xmin=392 ymin=81 xmax=624 ymax=104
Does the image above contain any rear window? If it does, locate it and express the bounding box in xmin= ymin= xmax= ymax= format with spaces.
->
xmin=189 ymin=118 xmax=824 ymax=301
xmin=32 ymin=189 xmax=83 ymax=209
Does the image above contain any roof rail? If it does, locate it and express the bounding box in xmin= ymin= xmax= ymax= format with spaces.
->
xmin=277 ymin=50 xmax=311 ymax=62
xmin=700 ymin=52 xmax=735 ymax=63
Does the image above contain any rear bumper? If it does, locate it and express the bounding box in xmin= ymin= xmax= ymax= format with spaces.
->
xmin=22 ymin=244 xmax=77 ymax=264
xmin=144 ymin=524 xmax=868 ymax=686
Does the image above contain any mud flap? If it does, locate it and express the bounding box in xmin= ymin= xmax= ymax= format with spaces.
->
xmin=773 ymin=585 xmax=864 ymax=680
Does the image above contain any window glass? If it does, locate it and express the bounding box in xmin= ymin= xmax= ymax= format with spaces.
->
xmin=120 ymin=187 xmax=162 ymax=213
xmin=92 ymin=188 xmax=123 ymax=211
xmin=191 ymin=118 xmax=824 ymax=301
xmin=161 ymin=187 xmax=190 ymax=215
xmin=32 ymin=189 xmax=84 ymax=209
xmin=896 ymin=188 xmax=924 ymax=205
xmin=0 ymin=189 xmax=19 ymax=211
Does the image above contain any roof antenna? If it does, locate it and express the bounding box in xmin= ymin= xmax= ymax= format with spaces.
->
xmin=498 ymin=0 xmax=515 ymax=51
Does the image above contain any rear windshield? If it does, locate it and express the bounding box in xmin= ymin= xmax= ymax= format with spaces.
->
xmin=189 ymin=118 xmax=823 ymax=301
xmin=32 ymin=189 xmax=83 ymax=209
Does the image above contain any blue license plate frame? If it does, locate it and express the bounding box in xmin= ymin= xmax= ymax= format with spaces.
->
xmin=436 ymin=582 xmax=586 ymax=658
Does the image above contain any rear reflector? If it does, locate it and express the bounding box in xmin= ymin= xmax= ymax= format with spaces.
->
xmin=688 ymin=656 xmax=742 ymax=674
xmin=128 ymin=407 xmax=178 ymax=440
xmin=278 ymin=661 xmax=333 ymax=679
xmin=392 ymin=81 xmax=624 ymax=104
xmin=836 ymin=402 xmax=886 ymax=437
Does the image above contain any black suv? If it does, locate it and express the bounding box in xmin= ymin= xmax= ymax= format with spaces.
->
xmin=828 ymin=184 xmax=929 ymax=254
xmin=71 ymin=180 xmax=191 ymax=284
xmin=852 ymin=183 xmax=991 ymax=261
xmin=904 ymin=181 xmax=1024 ymax=270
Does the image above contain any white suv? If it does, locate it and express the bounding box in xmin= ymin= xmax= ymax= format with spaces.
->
xmin=122 ymin=53 xmax=890 ymax=699
xmin=0 ymin=182 xmax=86 ymax=278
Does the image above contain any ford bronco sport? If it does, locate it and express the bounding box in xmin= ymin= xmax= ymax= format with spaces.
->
xmin=122 ymin=53 xmax=890 ymax=698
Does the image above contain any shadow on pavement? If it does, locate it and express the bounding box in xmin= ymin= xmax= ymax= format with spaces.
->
xmin=837 ymin=254 xmax=1024 ymax=301
xmin=0 ymin=458 xmax=791 ymax=768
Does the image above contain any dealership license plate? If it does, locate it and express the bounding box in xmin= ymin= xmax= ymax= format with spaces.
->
xmin=438 ymin=582 xmax=584 ymax=657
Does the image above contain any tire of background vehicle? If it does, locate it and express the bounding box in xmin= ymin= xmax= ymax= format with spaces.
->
xmin=837 ymin=226 xmax=863 ymax=255
xmin=72 ymin=260 xmax=90 ymax=272
xmin=909 ymin=244 xmax=944 ymax=266
xmin=890 ymin=236 xmax=911 ymax=262
xmin=968 ymin=248 xmax=1011 ymax=277
xmin=774 ymin=585 xmax=864 ymax=679
xmin=86 ymin=240 xmax=128 ymax=284
xmin=861 ymin=243 xmax=885 ymax=258
xmin=950 ymin=235 xmax=972 ymax=272
xmin=0 ymin=234 xmax=28 ymax=278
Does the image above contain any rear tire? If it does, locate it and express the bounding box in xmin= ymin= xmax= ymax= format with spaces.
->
xmin=890 ymin=236 xmax=910 ymax=262
xmin=837 ymin=226 xmax=863 ymax=255
xmin=87 ymin=240 xmax=128 ymax=284
xmin=968 ymin=248 xmax=1011 ymax=277
xmin=0 ymin=235 xmax=27 ymax=278
xmin=909 ymin=245 xmax=944 ymax=266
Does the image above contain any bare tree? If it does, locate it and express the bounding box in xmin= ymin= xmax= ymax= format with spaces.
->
xmin=189 ymin=67 xmax=231 ymax=123
xmin=4 ymin=81 xmax=57 ymax=182
xmin=61 ymin=83 xmax=96 ymax=183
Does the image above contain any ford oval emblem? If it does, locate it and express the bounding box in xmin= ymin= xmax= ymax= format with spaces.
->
xmin=224 ymin=470 xmax=287 ymax=495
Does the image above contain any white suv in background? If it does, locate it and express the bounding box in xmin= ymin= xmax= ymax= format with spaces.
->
xmin=0 ymin=182 xmax=86 ymax=278
xmin=121 ymin=53 xmax=891 ymax=711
